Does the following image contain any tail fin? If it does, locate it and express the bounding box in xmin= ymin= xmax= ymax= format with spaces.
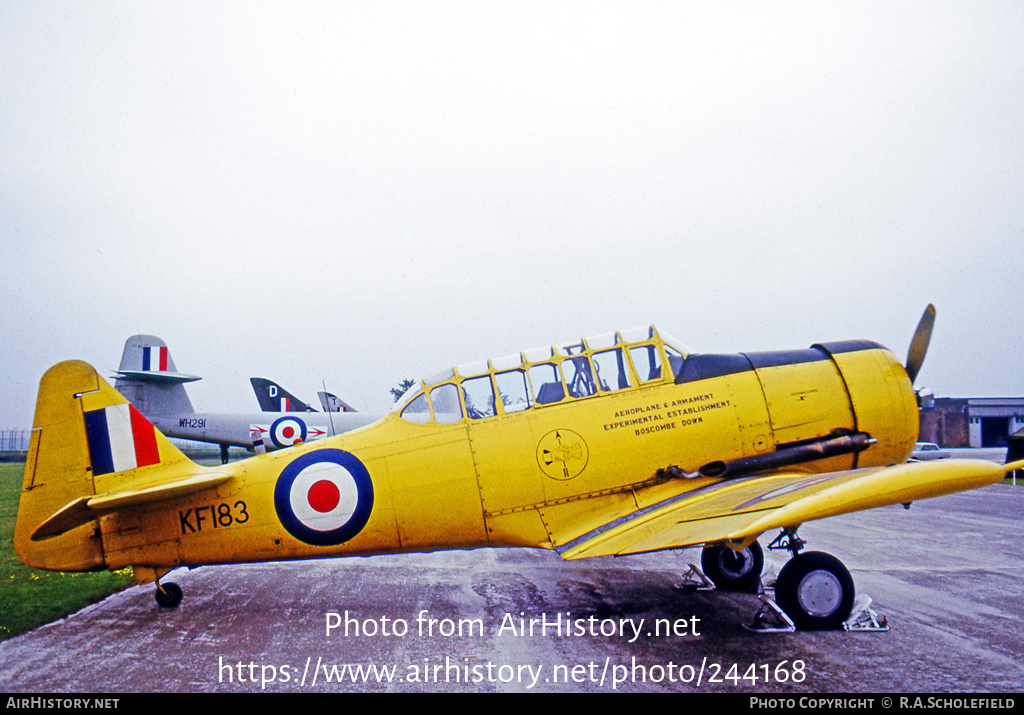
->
xmin=113 ymin=335 xmax=200 ymax=417
xmin=318 ymin=390 xmax=357 ymax=413
xmin=250 ymin=377 xmax=316 ymax=412
xmin=14 ymin=360 xmax=208 ymax=572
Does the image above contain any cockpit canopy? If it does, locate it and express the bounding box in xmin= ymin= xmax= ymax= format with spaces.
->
xmin=395 ymin=326 xmax=689 ymax=424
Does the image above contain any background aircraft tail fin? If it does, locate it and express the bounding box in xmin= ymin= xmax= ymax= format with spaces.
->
xmin=250 ymin=377 xmax=316 ymax=412
xmin=114 ymin=334 xmax=200 ymax=417
xmin=15 ymin=360 xmax=198 ymax=572
xmin=319 ymin=390 xmax=358 ymax=413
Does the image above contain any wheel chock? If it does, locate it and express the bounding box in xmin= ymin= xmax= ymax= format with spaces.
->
xmin=742 ymin=594 xmax=796 ymax=633
xmin=843 ymin=594 xmax=889 ymax=632
xmin=673 ymin=563 xmax=716 ymax=591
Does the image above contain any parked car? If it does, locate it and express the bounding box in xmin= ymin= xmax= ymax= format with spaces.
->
xmin=910 ymin=442 xmax=950 ymax=461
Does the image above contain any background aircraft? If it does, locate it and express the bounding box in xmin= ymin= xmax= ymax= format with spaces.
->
xmin=250 ymin=378 xmax=318 ymax=413
xmin=15 ymin=310 xmax=1022 ymax=630
xmin=318 ymin=391 xmax=357 ymax=413
xmin=113 ymin=335 xmax=378 ymax=461
xmin=250 ymin=377 xmax=358 ymax=413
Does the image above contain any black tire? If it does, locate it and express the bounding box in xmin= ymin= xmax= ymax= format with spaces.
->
xmin=775 ymin=551 xmax=854 ymax=630
xmin=700 ymin=541 xmax=764 ymax=592
xmin=155 ymin=582 xmax=183 ymax=608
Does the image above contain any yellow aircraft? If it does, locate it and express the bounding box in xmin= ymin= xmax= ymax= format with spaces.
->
xmin=15 ymin=307 xmax=1022 ymax=630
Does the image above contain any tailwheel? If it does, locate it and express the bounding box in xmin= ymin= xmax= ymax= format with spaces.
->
xmin=155 ymin=581 xmax=183 ymax=609
xmin=774 ymin=551 xmax=854 ymax=630
xmin=700 ymin=541 xmax=763 ymax=592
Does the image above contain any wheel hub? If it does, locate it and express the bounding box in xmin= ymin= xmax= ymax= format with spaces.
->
xmin=719 ymin=549 xmax=753 ymax=579
xmin=797 ymin=569 xmax=843 ymax=617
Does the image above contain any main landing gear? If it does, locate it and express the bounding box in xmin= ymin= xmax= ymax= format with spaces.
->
xmin=700 ymin=541 xmax=764 ymax=593
xmin=773 ymin=550 xmax=855 ymax=631
xmin=685 ymin=530 xmax=882 ymax=632
xmin=763 ymin=530 xmax=856 ymax=631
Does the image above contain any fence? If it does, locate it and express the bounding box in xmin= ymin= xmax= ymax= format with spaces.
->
xmin=0 ymin=430 xmax=221 ymax=453
xmin=0 ymin=430 xmax=31 ymax=453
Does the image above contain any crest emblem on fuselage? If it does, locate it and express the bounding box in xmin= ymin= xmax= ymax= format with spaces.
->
xmin=536 ymin=429 xmax=589 ymax=480
xmin=274 ymin=449 xmax=374 ymax=546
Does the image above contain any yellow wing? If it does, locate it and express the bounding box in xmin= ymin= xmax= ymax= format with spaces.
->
xmin=557 ymin=458 xmax=1019 ymax=560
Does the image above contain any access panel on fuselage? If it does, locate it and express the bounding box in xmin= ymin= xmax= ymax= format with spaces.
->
xmin=744 ymin=349 xmax=856 ymax=445
xmin=382 ymin=421 xmax=488 ymax=550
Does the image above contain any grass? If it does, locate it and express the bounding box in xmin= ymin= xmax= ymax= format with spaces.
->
xmin=0 ymin=447 xmax=243 ymax=641
xmin=0 ymin=462 xmax=135 ymax=642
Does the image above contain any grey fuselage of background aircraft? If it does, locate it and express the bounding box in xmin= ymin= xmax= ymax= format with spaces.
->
xmin=113 ymin=335 xmax=378 ymax=461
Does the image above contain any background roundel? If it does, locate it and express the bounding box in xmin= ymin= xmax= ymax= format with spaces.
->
xmin=274 ymin=449 xmax=374 ymax=546
xmin=270 ymin=416 xmax=307 ymax=448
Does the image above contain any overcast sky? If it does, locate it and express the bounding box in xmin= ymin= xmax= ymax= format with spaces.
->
xmin=2 ymin=2 xmax=1022 ymax=427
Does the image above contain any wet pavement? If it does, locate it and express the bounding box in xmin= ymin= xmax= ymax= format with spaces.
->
xmin=1 ymin=484 xmax=1020 ymax=694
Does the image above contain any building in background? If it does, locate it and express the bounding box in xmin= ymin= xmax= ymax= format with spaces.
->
xmin=919 ymin=398 xmax=1024 ymax=448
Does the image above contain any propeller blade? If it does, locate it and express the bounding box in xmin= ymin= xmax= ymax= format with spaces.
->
xmin=905 ymin=304 xmax=936 ymax=384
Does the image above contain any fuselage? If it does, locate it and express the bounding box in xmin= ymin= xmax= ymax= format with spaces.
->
xmin=149 ymin=411 xmax=379 ymax=449
xmin=96 ymin=327 xmax=920 ymax=574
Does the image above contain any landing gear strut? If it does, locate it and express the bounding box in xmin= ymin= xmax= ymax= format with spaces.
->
xmin=155 ymin=580 xmax=183 ymax=608
xmin=764 ymin=529 xmax=856 ymax=630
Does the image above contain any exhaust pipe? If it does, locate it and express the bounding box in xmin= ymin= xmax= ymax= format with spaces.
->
xmin=661 ymin=431 xmax=876 ymax=481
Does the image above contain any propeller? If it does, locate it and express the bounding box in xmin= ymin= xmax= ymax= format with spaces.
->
xmin=905 ymin=304 xmax=935 ymax=385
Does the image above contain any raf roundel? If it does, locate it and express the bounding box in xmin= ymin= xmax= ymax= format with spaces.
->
xmin=274 ymin=449 xmax=374 ymax=546
xmin=270 ymin=416 xmax=308 ymax=448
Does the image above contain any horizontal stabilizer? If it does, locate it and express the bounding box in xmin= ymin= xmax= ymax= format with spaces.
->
xmin=114 ymin=369 xmax=201 ymax=384
xmin=31 ymin=471 xmax=232 ymax=541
